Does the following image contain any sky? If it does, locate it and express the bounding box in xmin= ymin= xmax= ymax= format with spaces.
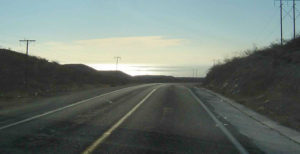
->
xmin=0 ymin=0 xmax=299 ymax=76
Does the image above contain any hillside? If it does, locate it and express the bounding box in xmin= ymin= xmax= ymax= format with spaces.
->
xmin=0 ymin=49 xmax=130 ymax=97
xmin=203 ymin=37 xmax=300 ymax=130
xmin=0 ymin=48 xmax=203 ymax=99
xmin=64 ymin=64 xmax=131 ymax=84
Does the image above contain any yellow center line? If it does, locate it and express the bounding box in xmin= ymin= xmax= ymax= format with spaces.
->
xmin=82 ymin=88 xmax=157 ymax=154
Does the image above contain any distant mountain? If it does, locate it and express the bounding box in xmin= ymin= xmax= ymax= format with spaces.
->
xmin=97 ymin=70 xmax=132 ymax=79
xmin=63 ymin=64 xmax=98 ymax=72
xmin=132 ymin=75 xmax=203 ymax=83
xmin=63 ymin=64 xmax=131 ymax=82
xmin=132 ymin=75 xmax=177 ymax=83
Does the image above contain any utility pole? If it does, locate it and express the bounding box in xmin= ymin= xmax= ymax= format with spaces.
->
xmin=275 ymin=0 xmax=299 ymax=42
xmin=293 ymin=0 xmax=296 ymax=39
xmin=19 ymin=39 xmax=35 ymax=55
xmin=19 ymin=39 xmax=36 ymax=88
xmin=280 ymin=0 xmax=283 ymax=45
xmin=114 ymin=56 xmax=121 ymax=71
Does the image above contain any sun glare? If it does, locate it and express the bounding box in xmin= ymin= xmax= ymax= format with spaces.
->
xmin=88 ymin=64 xmax=159 ymax=76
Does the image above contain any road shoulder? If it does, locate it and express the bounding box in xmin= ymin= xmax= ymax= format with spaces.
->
xmin=193 ymin=87 xmax=300 ymax=153
xmin=0 ymin=84 xmax=138 ymax=113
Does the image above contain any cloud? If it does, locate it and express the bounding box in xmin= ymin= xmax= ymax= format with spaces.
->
xmin=33 ymin=36 xmax=187 ymax=63
xmin=75 ymin=36 xmax=185 ymax=48
xmin=39 ymin=36 xmax=185 ymax=52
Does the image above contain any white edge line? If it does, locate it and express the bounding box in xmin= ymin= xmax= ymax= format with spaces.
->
xmin=0 ymin=85 xmax=151 ymax=131
xmin=82 ymin=88 xmax=157 ymax=154
xmin=188 ymin=89 xmax=249 ymax=154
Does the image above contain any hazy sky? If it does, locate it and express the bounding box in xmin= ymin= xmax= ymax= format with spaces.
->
xmin=0 ymin=0 xmax=298 ymax=66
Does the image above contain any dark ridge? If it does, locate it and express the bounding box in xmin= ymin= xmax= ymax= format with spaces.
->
xmin=63 ymin=64 xmax=98 ymax=72
xmin=132 ymin=75 xmax=203 ymax=83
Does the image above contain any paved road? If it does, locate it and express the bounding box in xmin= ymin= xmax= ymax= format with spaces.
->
xmin=0 ymin=83 xmax=262 ymax=153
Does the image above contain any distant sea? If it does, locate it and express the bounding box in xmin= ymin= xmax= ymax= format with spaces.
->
xmin=88 ymin=64 xmax=211 ymax=77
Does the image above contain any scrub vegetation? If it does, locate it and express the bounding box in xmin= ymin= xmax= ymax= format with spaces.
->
xmin=204 ymin=37 xmax=300 ymax=130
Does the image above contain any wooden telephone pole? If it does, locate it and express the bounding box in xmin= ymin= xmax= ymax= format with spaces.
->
xmin=19 ymin=39 xmax=35 ymax=55
xmin=19 ymin=39 xmax=36 ymax=87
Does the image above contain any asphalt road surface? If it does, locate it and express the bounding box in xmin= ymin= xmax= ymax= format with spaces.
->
xmin=0 ymin=83 xmax=262 ymax=154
